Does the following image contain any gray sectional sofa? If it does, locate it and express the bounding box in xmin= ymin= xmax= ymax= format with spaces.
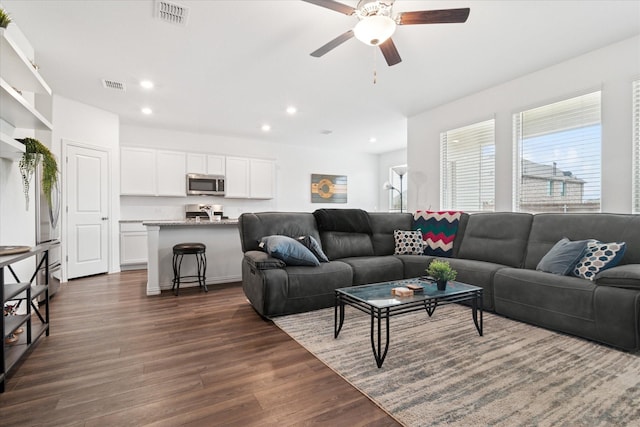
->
xmin=238 ymin=210 xmax=640 ymax=351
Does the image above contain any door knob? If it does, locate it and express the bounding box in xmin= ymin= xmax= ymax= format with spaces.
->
xmin=101 ymin=217 xmax=109 ymax=220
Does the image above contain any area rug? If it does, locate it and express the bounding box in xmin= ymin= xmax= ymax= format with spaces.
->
xmin=273 ymin=304 xmax=640 ymax=426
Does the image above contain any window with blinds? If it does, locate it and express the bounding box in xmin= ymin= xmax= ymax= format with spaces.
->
xmin=440 ymin=119 xmax=495 ymax=211
xmin=513 ymin=91 xmax=601 ymax=213
xmin=633 ymin=80 xmax=640 ymax=214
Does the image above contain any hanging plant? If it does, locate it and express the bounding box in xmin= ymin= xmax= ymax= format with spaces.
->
xmin=17 ymin=138 xmax=58 ymax=210
xmin=0 ymin=8 xmax=12 ymax=28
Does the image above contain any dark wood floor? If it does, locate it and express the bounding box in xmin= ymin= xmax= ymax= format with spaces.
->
xmin=0 ymin=271 xmax=400 ymax=426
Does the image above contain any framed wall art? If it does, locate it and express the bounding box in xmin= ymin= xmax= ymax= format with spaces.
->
xmin=311 ymin=174 xmax=347 ymax=203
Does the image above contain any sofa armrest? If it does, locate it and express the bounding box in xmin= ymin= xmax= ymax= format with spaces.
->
xmin=595 ymin=264 xmax=640 ymax=290
xmin=244 ymin=250 xmax=286 ymax=270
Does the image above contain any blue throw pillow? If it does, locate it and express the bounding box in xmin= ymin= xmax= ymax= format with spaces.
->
xmin=297 ymin=235 xmax=329 ymax=262
xmin=573 ymin=240 xmax=626 ymax=280
xmin=536 ymin=238 xmax=589 ymax=275
xmin=259 ymin=235 xmax=320 ymax=266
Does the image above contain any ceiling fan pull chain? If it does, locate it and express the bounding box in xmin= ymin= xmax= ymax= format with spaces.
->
xmin=373 ymin=48 xmax=377 ymax=84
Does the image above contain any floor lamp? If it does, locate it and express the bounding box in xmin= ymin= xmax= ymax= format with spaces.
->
xmin=383 ymin=166 xmax=408 ymax=212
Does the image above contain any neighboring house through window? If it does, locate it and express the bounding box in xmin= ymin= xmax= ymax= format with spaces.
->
xmin=440 ymin=119 xmax=495 ymax=211
xmin=513 ymin=91 xmax=601 ymax=213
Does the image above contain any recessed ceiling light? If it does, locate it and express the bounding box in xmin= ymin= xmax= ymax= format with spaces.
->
xmin=141 ymin=107 xmax=153 ymax=115
xmin=286 ymin=106 xmax=297 ymax=115
xmin=140 ymin=80 xmax=154 ymax=89
xmin=261 ymin=124 xmax=271 ymax=132
xmin=369 ymin=137 xmax=377 ymax=143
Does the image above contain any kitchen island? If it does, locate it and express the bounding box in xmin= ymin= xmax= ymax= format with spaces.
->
xmin=143 ymin=219 xmax=242 ymax=296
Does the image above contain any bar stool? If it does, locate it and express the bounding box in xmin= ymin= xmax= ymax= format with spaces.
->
xmin=172 ymin=243 xmax=207 ymax=296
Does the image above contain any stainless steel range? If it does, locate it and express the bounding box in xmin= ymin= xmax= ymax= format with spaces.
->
xmin=185 ymin=204 xmax=226 ymax=221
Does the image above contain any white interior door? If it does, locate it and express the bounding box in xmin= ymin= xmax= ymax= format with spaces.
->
xmin=66 ymin=144 xmax=109 ymax=279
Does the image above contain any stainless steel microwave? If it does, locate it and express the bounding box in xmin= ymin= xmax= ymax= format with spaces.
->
xmin=186 ymin=174 xmax=225 ymax=196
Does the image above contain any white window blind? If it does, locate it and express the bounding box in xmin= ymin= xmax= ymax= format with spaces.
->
xmin=513 ymin=91 xmax=601 ymax=213
xmin=633 ymin=80 xmax=640 ymax=213
xmin=440 ymin=119 xmax=495 ymax=211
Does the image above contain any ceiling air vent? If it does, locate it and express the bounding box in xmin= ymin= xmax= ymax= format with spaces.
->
xmin=102 ymin=79 xmax=126 ymax=91
xmin=156 ymin=0 xmax=189 ymax=26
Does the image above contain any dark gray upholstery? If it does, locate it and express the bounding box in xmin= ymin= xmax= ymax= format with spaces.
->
xmin=238 ymin=210 xmax=640 ymax=351
xmin=456 ymin=212 xmax=532 ymax=267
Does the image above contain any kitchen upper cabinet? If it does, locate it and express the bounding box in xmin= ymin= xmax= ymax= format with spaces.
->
xmin=186 ymin=153 xmax=225 ymax=175
xmin=249 ymin=158 xmax=275 ymax=199
xmin=156 ymin=150 xmax=186 ymax=196
xmin=120 ymin=147 xmax=156 ymax=195
xmin=224 ymin=156 xmax=250 ymax=198
xmin=121 ymin=148 xmax=186 ymax=196
xmin=225 ymin=156 xmax=274 ymax=199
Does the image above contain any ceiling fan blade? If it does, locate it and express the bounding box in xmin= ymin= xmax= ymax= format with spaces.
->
xmin=310 ymin=30 xmax=354 ymax=57
xmin=301 ymin=0 xmax=356 ymax=16
xmin=397 ymin=8 xmax=470 ymax=25
xmin=379 ymin=38 xmax=402 ymax=66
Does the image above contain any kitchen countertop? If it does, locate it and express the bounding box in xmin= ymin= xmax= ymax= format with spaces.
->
xmin=142 ymin=219 xmax=239 ymax=226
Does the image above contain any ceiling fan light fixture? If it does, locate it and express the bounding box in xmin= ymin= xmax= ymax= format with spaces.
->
xmin=353 ymin=15 xmax=396 ymax=46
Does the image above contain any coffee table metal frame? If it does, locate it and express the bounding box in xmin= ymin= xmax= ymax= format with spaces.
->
xmin=334 ymin=278 xmax=483 ymax=368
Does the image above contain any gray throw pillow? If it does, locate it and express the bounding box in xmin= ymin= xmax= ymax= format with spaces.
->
xmin=297 ymin=235 xmax=329 ymax=262
xmin=536 ymin=237 xmax=589 ymax=276
xmin=259 ymin=235 xmax=320 ymax=266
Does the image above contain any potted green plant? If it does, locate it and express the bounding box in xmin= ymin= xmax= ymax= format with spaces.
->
xmin=17 ymin=137 xmax=58 ymax=210
xmin=426 ymin=259 xmax=457 ymax=290
xmin=0 ymin=8 xmax=12 ymax=28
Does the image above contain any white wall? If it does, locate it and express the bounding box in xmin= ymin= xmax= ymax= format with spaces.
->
xmin=408 ymin=35 xmax=640 ymax=214
xmin=120 ymin=124 xmax=380 ymax=220
xmin=52 ymin=95 xmax=120 ymax=278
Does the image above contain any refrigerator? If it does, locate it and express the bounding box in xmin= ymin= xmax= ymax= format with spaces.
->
xmin=35 ymin=164 xmax=61 ymax=301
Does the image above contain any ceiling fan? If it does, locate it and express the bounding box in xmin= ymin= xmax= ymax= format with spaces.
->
xmin=302 ymin=0 xmax=470 ymax=66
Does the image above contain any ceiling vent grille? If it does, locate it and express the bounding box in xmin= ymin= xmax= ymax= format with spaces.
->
xmin=156 ymin=0 xmax=189 ymax=26
xmin=102 ymin=79 xmax=126 ymax=91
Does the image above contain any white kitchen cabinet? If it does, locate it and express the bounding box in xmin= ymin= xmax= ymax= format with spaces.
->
xmin=156 ymin=150 xmax=186 ymax=196
xmin=120 ymin=222 xmax=148 ymax=268
xmin=225 ymin=156 xmax=274 ymax=199
xmin=186 ymin=153 xmax=225 ymax=176
xmin=224 ymin=156 xmax=250 ymax=198
xmin=120 ymin=147 xmax=156 ymax=195
xmin=206 ymin=155 xmax=225 ymax=175
xmin=249 ymin=158 xmax=275 ymax=199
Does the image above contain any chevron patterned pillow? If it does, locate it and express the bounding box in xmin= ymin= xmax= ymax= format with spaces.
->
xmin=413 ymin=211 xmax=462 ymax=257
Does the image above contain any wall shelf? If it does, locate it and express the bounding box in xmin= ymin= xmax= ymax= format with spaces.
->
xmin=0 ymin=77 xmax=53 ymax=130
xmin=0 ymin=28 xmax=51 ymax=95
xmin=0 ymin=132 xmax=25 ymax=160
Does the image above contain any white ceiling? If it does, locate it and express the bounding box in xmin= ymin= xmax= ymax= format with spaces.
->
xmin=3 ymin=0 xmax=640 ymax=154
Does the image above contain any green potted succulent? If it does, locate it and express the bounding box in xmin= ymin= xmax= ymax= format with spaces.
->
xmin=426 ymin=260 xmax=457 ymax=290
xmin=17 ymin=137 xmax=58 ymax=210
xmin=0 ymin=8 xmax=12 ymax=28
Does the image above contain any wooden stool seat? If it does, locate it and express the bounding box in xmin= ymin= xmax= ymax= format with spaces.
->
xmin=172 ymin=243 xmax=207 ymax=295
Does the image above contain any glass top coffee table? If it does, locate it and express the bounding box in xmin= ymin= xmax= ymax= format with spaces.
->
xmin=335 ymin=277 xmax=483 ymax=368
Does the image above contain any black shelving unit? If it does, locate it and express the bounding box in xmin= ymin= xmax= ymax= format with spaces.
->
xmin=1 ymin=243 xmax=51 ymax=392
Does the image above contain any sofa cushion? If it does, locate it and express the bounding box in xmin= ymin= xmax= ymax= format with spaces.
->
xmin=536 ymin=238 xmax=589 ymax=275
xmin=573 ymin=240 xmax=626 ymax=280
xmin=297 ymin=235 xmax=329 ymax=262
xmin=456 ymin=212 xmax=533 ymax=268
xmin=369 ymin=212 xmax=413 ymax=256
xmin=319 ymin=231 xmax=374 ymax=260
xmin=440 ymin=258 xmax=505 ymax=311
xmin=339 ymin=256 xmax=404 ymax=285
xmin=259 ymin=235 xmax=320 ymax=266
xmin=393 ymin=230 xmax=424 ymax=255
xmin=413 ymin=210 xmax=462 ymax=257
xmin=239 ymin=212 xmax=321 ymax=252
xmin=595 ymin=264 xmax=640 ymax=289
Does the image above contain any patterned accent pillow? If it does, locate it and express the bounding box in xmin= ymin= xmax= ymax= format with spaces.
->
xmin=573 ymin=240 xmax=626 ymax=280
xmin=393 ymin=230 xmax=425 ymax=255
xmin=412 ymin=211 xmax=462 ymax=257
